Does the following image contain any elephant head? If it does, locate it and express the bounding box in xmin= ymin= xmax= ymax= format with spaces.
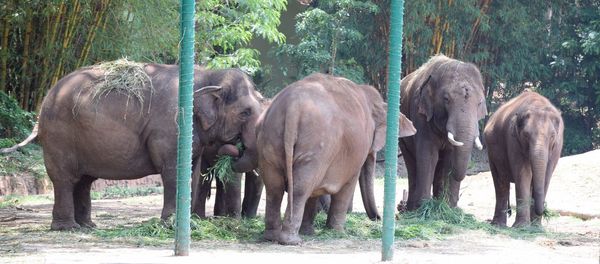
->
xmin=512 ymin=107 xmax=563 ymax=216
xmin=417 ymin=57 xmax=487 ymax=182
xmin=192 ymin=68 xmax=263 ymax=151
xmin=230 ymin=98 xmax=271 ymax=173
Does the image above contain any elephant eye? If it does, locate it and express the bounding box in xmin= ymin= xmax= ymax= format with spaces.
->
xmin=240 ymin=108 xmax=252 ymax=118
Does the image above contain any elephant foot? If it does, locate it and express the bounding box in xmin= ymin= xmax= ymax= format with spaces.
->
xmin=76 ymin=219 xmax=97 ymax=229
xmin=299 ymin=224 xmax=315 ymax=236
xmin=263 ymin=229 xmax=280 ymax=242
xmin=51 ymin=220 xmax=81 ymax=231
xmin=325 ymin=223 xmax=345 ymax=232
xmin=278 ymin=232 xmax=302 ymax=246
xmin=512 ymin=219 xmax=530 ymax=228
xmin=490 ymin=219 xmax=507 ymax=227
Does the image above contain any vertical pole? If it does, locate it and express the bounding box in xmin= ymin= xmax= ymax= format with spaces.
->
xmin=382 ymin=0 xmax=405 ymax=261
xmin=174 ymin=0 xmax=195 ymax=256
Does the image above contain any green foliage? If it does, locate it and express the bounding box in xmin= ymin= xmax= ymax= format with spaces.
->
xmin=197 ymin=0 xmax=286 ymax=73
xmin=276 ymin=0 xmax=378 ymax=87
xmin=91 ymin=186 xmax=163 ymax=200
xmin=0 ymin=144 xmax=46 ymax=179
xmin=0 ymin=91 xmax=34 ymax=140
xmin=541 ymin=1 xmax=600 ymax=154
xmin=205 ymin=143 xmax=243 ymax=185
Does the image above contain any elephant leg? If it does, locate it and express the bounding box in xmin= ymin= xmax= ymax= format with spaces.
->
xmin=512 ymin=163 xmax=532 ymax=227
xmin=262 ymin=165 xmax=284 ymax=242
xmin=346 ymin=192 xmax=353 ymax=213
xmin=432 ymin=155 xmax=447 ymax=199
xmin=160 ymin=166 xmax=178 ymax=220
xmin=490 ymin=162 xmax=510 ymax=227
xmin=279 ymin=166 xmax=316 ymax=245
xmin=408 ymin=137 xmax=439 ymax=210
xmin=326 ymin=179 xmax=358 ymax=231
xmin=214 ymin=179 xmax=226 ymax=216
xmin=222 ymin=173 xmax=242 ymax=219
xmin=317 ymin=195 xmax=331 ymax=213
xmin=242 ymin=170 xmax=263 ymax=218
xmin=399 ymin=140 xmax=417 ymax=212
xmin=73 ymin=175 xmax=97 ymax=228
xmin=300 ymin=196 xmax=318 ymax=235
xmin=192 ymin=176 xmax=211 ymax=218
xmin=44 ymin=152 xmax=80 ymax=230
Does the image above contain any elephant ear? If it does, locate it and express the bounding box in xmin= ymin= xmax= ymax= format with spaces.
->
xmin=398 ymin=113 xmax=417 ymax=138
xmin=511 ymin=111 xmax=529 ymax=137
xmin=371 ymin=102 xmax=388 ymax=152
xmin=417 ymin=75 xmax=433 ymax=121
xmin=194 ymin=86 xmax=222 ymax=130
xmin=477 ymin=99 xmax=488 ymax=120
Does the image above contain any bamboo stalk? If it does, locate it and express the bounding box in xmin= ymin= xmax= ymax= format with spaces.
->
xmin=78 ymin=0 xmax=110 ymax=68
xmin=20 ymin=13 xmax=33 ymax=108
xmin=1 ymin=19 xmax=10 ymax=93
xmin=37 ymin=0 xmax=66 ymax=110
xmin=52 ymin=0 xmax=80 ymax=87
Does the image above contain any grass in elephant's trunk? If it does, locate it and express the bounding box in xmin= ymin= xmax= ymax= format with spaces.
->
xmin=205 ymin=142 xmax=244 ymax=185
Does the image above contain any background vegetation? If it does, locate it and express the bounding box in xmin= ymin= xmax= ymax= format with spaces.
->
xmin=1 ymin=0 xmax=598 ymax=154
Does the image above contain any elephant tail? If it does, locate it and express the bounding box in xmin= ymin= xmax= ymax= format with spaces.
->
xmin=283 ymin=109 xmax=298 ymax=220
xmin=1 ymin=122 xmax=39 ymax=154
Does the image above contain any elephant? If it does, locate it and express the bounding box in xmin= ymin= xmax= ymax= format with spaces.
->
xmin=190 ymin=96 xmax=271 ymax=219
xmin=399 ymin=54 xmax=487 ymax=211
xmin=191 ymin=142 xmax=264 ymax=219
xmin=25 ymin=62 xmax=262 ymax=230
xmin=256 ymin=73 xmax=416 ymax=245
xmin=484 ymin=90 xmax=563 ymax=227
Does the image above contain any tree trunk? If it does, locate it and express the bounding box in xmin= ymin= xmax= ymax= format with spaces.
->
xmin=1 ymin=20 xmax=9 ymax=93
xmin=20 ymin=14 xmax=34 ymax=108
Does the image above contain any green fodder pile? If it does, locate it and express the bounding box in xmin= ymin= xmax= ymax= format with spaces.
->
xmin=93 ymin=198 xmax=552 ymax=245
xmin=91 ymin=58 xmax=153 ymax=109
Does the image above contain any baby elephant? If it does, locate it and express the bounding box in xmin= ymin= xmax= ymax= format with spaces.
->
xmin=484 ymin=91 xmax=564 ymax=227
xmin=257 ymin=73 xmax=416 ymax=245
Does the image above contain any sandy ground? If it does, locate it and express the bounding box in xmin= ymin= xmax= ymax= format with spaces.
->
xmin=1 ymin=150 xmax=599 ymax=263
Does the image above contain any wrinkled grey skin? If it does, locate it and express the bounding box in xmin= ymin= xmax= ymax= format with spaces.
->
xmin=399 ymin=55 xmax=487 ymax=210
xmin=484 ymin=91 xmax=563 ymax=227
xmin=191 ymin=143 xmax=263 ymax=219
xmin=36 ymin=64 xmax=262 ymax=230
xmin=257 ymin=73 xmax=416 ymax=245
xmin=190 ymin=97 xmax=271 ymax=219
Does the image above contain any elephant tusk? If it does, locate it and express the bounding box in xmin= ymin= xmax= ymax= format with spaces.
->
xmin=195 ymin=85 xmax=222 ymax=94
xmin=475 ymin=137 xmax=483 ymax=150
xmin=447 ymin=132 xmax=464 ymax=147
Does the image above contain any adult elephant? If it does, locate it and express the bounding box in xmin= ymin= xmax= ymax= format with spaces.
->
xmin=9 ymin=61 xmax=263 ymax=230
xmin=399 ymin=54 xmax=487 ymax=210
xmin=256 ymin=73 xmax=416 ymax=245
xmin=484 ymin=91 xmax=563 ymax=227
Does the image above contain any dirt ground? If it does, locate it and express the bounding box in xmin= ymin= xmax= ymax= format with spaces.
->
xmin=1 ymin=150 xmax=599 ymax=263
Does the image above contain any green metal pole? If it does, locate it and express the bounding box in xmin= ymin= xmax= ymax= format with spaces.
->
xmin=382 ymin=0 xmax=405 ymax=261
xmin=174 ymin=0 xmax=195 ymax=256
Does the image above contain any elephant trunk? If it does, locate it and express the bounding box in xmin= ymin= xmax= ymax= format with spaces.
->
xmin=359 ymin=153 xmax=380 ymax=220
xmin=232 ymin=111 xmax=261 ymax=173
xmin=530 ymin=144 xmax=548 ymax=216
xmin=447 ymin=122 xmax=476 ymax=182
